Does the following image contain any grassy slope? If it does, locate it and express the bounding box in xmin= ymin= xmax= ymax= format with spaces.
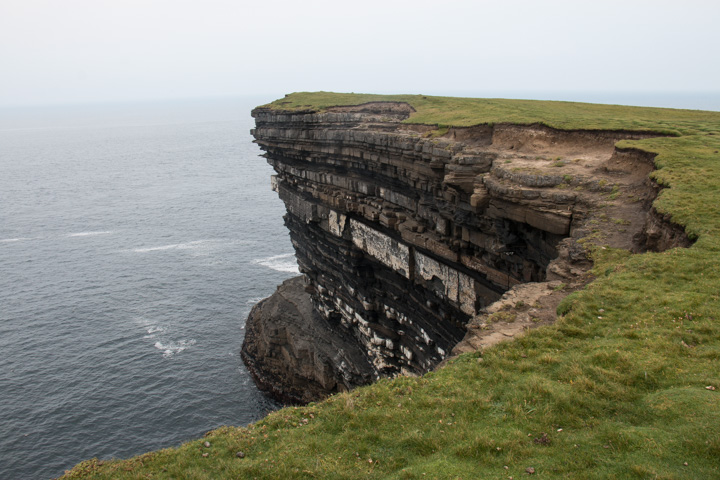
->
xmin=62 ymin=93 xmax=720 ymax=479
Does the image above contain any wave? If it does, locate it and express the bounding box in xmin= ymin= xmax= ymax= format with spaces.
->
xmin=246 ymin=296 xmax=269 ymax=305
xmin=66 ymin=231 xmax=112 ymax=237
xmin=253 ymin=253 xmax=299 ymax=273
xmin=0 ymin=237 xmax=34 ymax=243
xmin=143 ymin=325 xmax=165 ymax=339
xmin=131 ymin=240 xmax=213 ymax=253
xmin=154 ymin=339 xmax=196 ymax=358
xmin=146 ymin=325 xmax=164 ymax=334
xmin=135 ymin=317 xmax=194 ymax=357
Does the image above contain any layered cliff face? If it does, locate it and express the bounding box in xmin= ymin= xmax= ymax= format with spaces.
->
xmin=241 ymin=276 xmax=375 ymax=404
xmin=241 ymin=102 xmax=690 ymax=403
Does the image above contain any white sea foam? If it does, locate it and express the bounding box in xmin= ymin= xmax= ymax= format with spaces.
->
xmin=136 ymin=315 xmax=194 ymax=357
xmin=1 ymin=237 xmax=33 ymax=243
xmin=154 ymin=339 xmax=196 ymax=358
xmin=67 ymin=231 xmax=112 ymax=237
xmin=135 ymin=317 xmax=165 ymax=339
xmin=246 ymin=296 xmax=268 ymax=305
xmin=143 ymin=325 xmax=165 ymax=338
xmin=253 ymin=253 xmax=299 ymax=273
xmin=131 ymin=239 xmax=213 ymax=253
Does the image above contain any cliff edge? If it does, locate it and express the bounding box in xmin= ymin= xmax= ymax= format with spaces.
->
xmin=242 ymin=97 xmax=691 ymax=403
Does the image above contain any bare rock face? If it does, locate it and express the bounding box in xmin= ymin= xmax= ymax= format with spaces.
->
xmin=242 ymin=101 xmax=691 ymax=403
xmin=241 ymin=276 xmax=373 ymax=404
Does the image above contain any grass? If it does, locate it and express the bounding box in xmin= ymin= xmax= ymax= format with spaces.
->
xmin=61 ymin=93 xmax=720 ymax=479
xmin=260 ymin=91 xmax=720 ymax=135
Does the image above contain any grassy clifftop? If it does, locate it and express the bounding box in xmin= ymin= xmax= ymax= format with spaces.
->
xmin=62 ymin=93 xmax=720 ymax=479
xmin=263 ymin=91 xmax=720 ymax=135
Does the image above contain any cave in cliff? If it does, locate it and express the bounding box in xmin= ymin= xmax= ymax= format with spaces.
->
xmin=241 ymin=102 xmax=691 ymax=404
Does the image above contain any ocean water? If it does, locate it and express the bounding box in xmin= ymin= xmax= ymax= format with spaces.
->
xmin=0 ymin=97 xmax=298 ymax=479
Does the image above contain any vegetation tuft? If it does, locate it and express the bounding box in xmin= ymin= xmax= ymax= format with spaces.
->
xmin=61 ymin=92 xmax=720 ymax=479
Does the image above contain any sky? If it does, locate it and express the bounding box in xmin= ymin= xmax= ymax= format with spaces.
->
xmin=1 ymin=0 xmax=719 ymax=107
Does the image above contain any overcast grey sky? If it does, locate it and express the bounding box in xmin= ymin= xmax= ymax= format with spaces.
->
xmin=1 ymin=0 xmax=719 ymax=106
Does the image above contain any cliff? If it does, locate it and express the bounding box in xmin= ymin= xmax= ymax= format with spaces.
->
xmin=61 ymin=94 xmax=720 ymax=479
xmin=241 ymin=98 xmax=690 ymax=403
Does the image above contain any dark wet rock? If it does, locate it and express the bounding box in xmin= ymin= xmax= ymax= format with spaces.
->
xmin=241 ymin=276 xmax=373 ymax=404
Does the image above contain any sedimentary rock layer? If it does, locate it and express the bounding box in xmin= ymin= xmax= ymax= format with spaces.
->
xmin=241 ymin=276 xmax=373 ymax=404
xmin=242 ymin=101 xmax=690 ymax=403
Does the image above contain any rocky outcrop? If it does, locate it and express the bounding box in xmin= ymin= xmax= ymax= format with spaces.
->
xmin=241 ymin=276 xmax=373 ymax=404
xmin=242 ymin=101 xmax=692 ymax=403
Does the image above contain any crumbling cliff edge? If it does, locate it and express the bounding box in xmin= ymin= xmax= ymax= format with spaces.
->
xmin=241 ymin=100 xmax=690 ymax=404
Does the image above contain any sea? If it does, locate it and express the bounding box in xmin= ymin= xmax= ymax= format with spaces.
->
xmin=1 ymin=93 xmax=718 ymax=480
xmin=0 ymin=97 xmax=298 ymax=480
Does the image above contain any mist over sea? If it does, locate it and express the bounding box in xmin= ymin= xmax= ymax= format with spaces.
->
xmin=0 ymin=97 xmax=297 ymax=479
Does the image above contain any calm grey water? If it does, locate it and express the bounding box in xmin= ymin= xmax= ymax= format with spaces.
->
xmin=0 ymin=97 xmax=297 ymax=479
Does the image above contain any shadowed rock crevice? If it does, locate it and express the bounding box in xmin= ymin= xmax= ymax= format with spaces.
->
xmin=242 ymin=102 xmax=692 ymax=403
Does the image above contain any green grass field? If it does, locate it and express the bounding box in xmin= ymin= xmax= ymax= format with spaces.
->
xmin=61 ymin=93 xmax=720 ymax=479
